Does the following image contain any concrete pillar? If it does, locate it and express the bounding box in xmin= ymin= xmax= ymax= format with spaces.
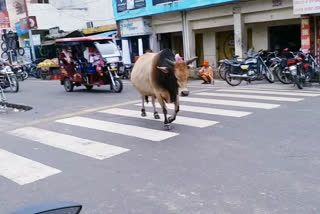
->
xmin=138 ymin=38 xmax=143 ymax=56
xmin=182 ymin=11 xmax=196 ymax=63
xmin=149 ymin=33 xmax=160 ymax=52
xmin=233 ymin=8 xmax=247 ymax=58
xmin=121 ymin=39 xmax=131 ymax=64
xmin=203 ymin=31 xmax=217 ymax=67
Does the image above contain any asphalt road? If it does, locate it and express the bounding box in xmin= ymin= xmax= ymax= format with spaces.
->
xmin=1 ymin=78 xmax=320 ymax=214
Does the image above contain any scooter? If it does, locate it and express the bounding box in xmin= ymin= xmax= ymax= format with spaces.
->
xmin=0 ymin=66 xmax=19 ymax=92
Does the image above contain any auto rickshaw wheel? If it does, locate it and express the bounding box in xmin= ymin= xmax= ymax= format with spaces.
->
xmin=64 ymin=78 xmax=74 ymax=92
xmin=112 ymin=78 xmax=123 ymax=93
xmin=85 ymin=85 xmax=93 ymax=90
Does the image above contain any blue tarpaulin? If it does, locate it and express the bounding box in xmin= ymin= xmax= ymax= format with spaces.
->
xmin=15 ymin=22 xmax=28 ymax=36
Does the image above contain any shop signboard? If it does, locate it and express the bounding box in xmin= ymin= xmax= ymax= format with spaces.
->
xmin=20 ymin=16 xmax=38 ymax=31
xmin=0 ymin=11 xmax=10 ymax=28
xmin=32 ymin=34 xmax=41 ymax=46
xmin=294 ymin=0 xmax=320 ymax=15
xmin=301 ymin=17 xmax=311 ymax=51
xmin=117 ymin=0 xmax=146 ymax=12
xmin=120 ymin=18 xmax=152 ymax=37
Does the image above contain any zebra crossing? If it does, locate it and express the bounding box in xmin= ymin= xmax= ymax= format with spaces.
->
xmin=2 ymin=88 xmax=320 ymax=185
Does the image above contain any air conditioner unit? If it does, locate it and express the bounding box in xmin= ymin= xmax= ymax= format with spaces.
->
xmin=86 ymin=21 xmax=93 ymax=28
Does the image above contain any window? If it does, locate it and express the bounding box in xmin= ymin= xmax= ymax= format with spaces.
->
xmin=31 ymin=0 xmax=49 ymax=3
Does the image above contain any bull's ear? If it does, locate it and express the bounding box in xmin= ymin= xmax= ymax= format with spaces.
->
xmin=157 ymin=66 xmax=169 ymax=73
xmin=186 ymin=57 xmax=198 ymax=65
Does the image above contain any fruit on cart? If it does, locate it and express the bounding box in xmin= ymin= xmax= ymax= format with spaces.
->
xmin=37 ymin=58 xmax=59 ymax=67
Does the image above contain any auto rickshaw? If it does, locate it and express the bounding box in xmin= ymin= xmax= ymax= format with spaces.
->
xmin=56 ymin=37 xmax=123 ymax=93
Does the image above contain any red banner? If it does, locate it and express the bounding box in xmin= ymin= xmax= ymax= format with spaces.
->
xmin=0 ymin=11 xmax=10 ymax=28
xmin=301 ymin=17 xmax=311 ymax=51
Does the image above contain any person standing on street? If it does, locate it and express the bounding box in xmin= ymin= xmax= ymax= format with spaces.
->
xmin=199 ymin=60 xmax=214 ymax=84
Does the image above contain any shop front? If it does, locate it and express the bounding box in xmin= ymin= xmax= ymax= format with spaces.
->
xmin=119 ymin=17 xmax=152 ymax=64
xmin=294 ymin=0 xmax=320 ymax=62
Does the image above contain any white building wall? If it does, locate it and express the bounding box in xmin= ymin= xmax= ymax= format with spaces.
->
xmin=7 ymin=0 xmax=115 ymax=32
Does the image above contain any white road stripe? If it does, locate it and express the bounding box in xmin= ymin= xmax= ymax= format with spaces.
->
xmin=9 ymin=127 xmax=129 ymax=160
xmin=233 ymin=87 xmax=320 ymax=94
xmin=136 ymin=103 xmax=252 ymax=118
xmin=99 ymin=108 xmax=218 ymax=128
xmin=217 ymin=89 xmax=320 ymax=97
xmin=0 ymin=149 xmax=61 ymax=185
xmin=56 ymin=117 xmax=178 ymax=142
xmin=196 ymin=92 xmax=303 ymax=102
xmin=180 ymin=97 xmax=280 ymax=109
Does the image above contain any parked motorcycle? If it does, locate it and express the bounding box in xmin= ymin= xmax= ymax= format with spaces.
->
xmin=24 ymin=62 xmax=41 ymax=79
xmin=218 ymin=55 xmax=242 ymax=80
xmin=0 ymin=66 xmax=19 ymax=92
xmin=118 ymin=63 xmax=132 ymax=79
xmin=224 ymin=50 xmax=275 ymax=86
xmin=287 ymin=54 xmax=312 ymax=89
xmin=12 ymin=65 xmax=28 ymax=81
xmin=268 ymin=50 xmax=292 ymax=84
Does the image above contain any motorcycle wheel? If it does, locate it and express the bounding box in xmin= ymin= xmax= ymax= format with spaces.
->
xmin=264 ymin=68 xmax=275 ymax=83
xmin=276 ymin=67 xmax=292 ymax=84
xmin=293 ymin=76 xmax=303 ymax=89
xmin=9 ymin=76 xmax=19 ymax=93
xmin=64 ymin=79 xmax=74 ymax=92
xmin=225 ymin=69 xmax=242 ymax=86
xmin=85 ymin=85 xmax=93 ymax=90
xmin=218 ymin=64 xmax=228 ymax=80
xmin=111 ymin=78 xmax=123 ymax=93
xmin=22 ymin=71 xmax=28 ymax=80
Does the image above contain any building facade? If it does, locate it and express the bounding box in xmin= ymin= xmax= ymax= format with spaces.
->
xmin=113 ymin=0 xmax=301 ymax=67
xmin=6 ymin=0 xmax=117 ymax=48
xmin=293 ymin=0 xmax=320 ymax=62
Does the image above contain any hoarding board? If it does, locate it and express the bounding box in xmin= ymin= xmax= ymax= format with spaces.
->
xmin=294 ymin=0 xmax=320 ymax=15
xmin=301 ymin=17 xmax=311 ymax=51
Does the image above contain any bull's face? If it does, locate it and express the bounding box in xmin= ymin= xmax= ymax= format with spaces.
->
xmin=174 ymin=62 xmax=189 ymax=95
xmin=157 ymin=57 xmax=197 ymax=97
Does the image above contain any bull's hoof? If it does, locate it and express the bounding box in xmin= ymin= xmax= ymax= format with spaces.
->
xmin=180 ymin=91 xmax=189 ymax=97
xmin=154 ymin=112 xmax=160 ymax=119
xmin=141 ymin=110 xmax=147 ymax=117
xmin=168 ymin=116 xmax=176 ymax=123
xmin=164 ymin=124 xmax=171 ymax=130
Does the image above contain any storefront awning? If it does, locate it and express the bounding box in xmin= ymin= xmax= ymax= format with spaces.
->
xmin=90 ymin=31 xmax=117 ymax=37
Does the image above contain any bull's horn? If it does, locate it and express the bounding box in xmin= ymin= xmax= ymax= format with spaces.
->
xmin=186 ymin=57 xmax=198 ymax=65
xmin=165 ymin=59 xmax=175 ymax=66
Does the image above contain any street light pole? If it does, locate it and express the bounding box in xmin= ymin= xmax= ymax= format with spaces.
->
xmin=23 ymin=0 xmax=36 ymax=61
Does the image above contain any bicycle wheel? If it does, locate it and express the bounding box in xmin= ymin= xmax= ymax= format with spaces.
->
xmin=218 ymin=64 xmax=228 ymax=80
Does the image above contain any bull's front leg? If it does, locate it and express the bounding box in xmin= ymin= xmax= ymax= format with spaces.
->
xmin=141 ymin=95 xmax=147 ymax=117
xmin=168 ymin=96 xmax=179 ymax=123
xmin=152 ymin=96 xmax=160 ymax=119
xmin=157 ymin=97 xmax=170 ymax=130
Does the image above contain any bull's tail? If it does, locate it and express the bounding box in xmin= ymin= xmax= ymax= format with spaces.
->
xmin=145 ymin=96 xmax=149 ymax=104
